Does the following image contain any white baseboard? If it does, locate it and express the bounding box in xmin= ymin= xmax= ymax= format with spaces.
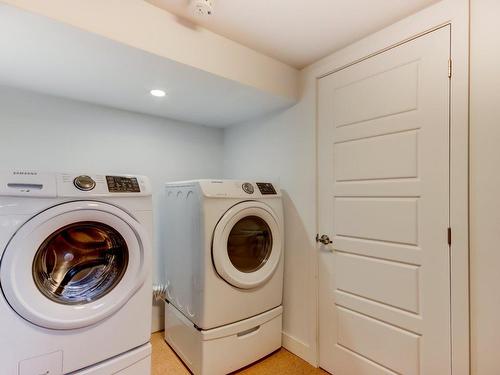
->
xmin=282 ymin=332 xmax=317 ymax=367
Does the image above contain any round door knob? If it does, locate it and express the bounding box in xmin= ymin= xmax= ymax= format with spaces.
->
xmin=73 ymin=175 xmax=96 ymax=191
xmin=316 ymin=234 xmax=332 ymax=245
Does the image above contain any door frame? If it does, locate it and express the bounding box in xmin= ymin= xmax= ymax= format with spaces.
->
xmin=311 ymin=0 xmax=469 ymax=373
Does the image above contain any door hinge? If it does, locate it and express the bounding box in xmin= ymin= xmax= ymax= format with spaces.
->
xmin=448 ymin=59 xmax=452 ymax=78
xmin=447 ymin=227 xmax=452 ymax=246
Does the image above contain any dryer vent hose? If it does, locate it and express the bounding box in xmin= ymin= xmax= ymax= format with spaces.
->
xmin=152 ymin=283 xmax=168 ymax=302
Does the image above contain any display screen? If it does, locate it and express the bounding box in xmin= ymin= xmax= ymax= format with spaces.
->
xmin=256 ymin=182 xmax=277 ymax=195
xmin=106 ymin=176 xmax=140 ymax=193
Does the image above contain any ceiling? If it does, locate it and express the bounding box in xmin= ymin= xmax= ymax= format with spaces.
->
xmin=0 ymin=5 xmax=294 ymax=127
xmin=147 ymin=0 xmax=441 ymax=68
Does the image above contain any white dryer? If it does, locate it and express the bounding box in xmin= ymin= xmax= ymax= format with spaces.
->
xmin=163 ymin=180 xmax=284 ymax=375
xmin=0 ymin=171 xmax=153 ymax=375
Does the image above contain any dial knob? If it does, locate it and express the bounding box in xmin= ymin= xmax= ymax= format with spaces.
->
xmin=242 ymin=182 xmax=254 ymax=194
xmin=73 ymin=175 xmax=96 ymax=191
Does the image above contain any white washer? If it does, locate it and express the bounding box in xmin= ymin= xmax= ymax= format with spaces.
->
xmin=0 ymin=171 xmax=153 ymax=375
xmin=163 ymin=180 xmax=284 ymax=375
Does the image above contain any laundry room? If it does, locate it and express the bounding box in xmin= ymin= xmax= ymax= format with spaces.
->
xmin=0 ymin=0 xmax=498 ymax=374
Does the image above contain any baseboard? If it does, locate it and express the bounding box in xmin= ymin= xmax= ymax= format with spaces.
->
xmin=282 ymin=332 xmax=317 ymax=367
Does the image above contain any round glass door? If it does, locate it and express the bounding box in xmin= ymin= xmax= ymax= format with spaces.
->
xmin=0 ymin=201 xmax=149 ymax=330
xmin=227 ymin=216 xmax=273 ymax=273
xmin=212 ymin=201 xmax=282 ymax=289
xmin=33 ymin=221 xmax=129 ymax=305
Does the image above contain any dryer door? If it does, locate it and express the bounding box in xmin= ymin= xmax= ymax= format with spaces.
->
xmin=0 ymin=201 xmax=150 ymax=330
xmin=212 ymin=201 xmax=282 ymax=289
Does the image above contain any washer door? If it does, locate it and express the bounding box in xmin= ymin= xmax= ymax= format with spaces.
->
xmin=212 ymin=201 xmax=281 ymax=289
xmin=0 ymin=201 xmax=150 ymax=330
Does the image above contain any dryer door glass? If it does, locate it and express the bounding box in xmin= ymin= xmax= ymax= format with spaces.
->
xmin=32 ymin=221 xmax=129 ymax=305
xmin=227 ymin=216 xmax=273 ymax=273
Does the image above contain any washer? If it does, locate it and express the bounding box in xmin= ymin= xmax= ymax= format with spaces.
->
xmin=0 ymin=171 xmax=153 ymax=375
xmin=163 ymin=180 xmax=284 ymax=375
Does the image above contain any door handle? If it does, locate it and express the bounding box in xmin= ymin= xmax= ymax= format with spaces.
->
xmin=316 ymin=234 xmax=332 ymax=245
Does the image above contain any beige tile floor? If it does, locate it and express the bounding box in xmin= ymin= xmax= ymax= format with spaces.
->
xmin=151 ymin=332 xmax=329 ymax=375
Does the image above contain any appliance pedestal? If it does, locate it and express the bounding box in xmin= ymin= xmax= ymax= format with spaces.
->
xmin=165 ymin=303 xmax=282 ymax=375
xmin=73 ymin=343 xmax=151 ymax=374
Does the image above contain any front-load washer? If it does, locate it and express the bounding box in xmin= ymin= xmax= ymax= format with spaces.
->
xmin=0 ymin=171 xmax=153 ymax=375
xmin=163 ymin=180 xmax=284 ymax=375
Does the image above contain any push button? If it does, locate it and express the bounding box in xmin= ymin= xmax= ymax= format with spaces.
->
xmin=73 ymin=175 xmax=96 ymax=191
xmin=19 ymin=350 xmax=62 ymax=375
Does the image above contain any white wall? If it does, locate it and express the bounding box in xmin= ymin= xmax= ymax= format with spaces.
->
xmin=470 ymin=0 xmax=500 ymax=373
xmin=0 ymin=85 xmax=224 ymax=329
xmin=224 ymin=73 xmax=318 ymax=363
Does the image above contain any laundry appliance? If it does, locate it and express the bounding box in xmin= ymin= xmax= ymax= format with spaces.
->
xmin=0 ymin=171 xmax=153 ymax=374
xmin=163 ymin=180 xmax=284 ymax=375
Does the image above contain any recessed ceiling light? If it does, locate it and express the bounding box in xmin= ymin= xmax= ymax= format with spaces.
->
xmin=150 ymin=89 xmax=166 ymax=97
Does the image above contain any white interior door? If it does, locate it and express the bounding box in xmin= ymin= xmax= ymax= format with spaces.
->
xmin=318 ymin=26 xmax=451 ymax=375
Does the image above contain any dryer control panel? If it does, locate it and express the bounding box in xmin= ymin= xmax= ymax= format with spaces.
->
xmin=106 ymin=176 xmax=141 ymax=193
xmin=182 ymin=180 xmax=281 ymax=198
xmin=256 ymin=182 xmax=277 ymax=195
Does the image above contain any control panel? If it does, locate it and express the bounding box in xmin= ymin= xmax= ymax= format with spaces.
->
xmin=186 ymin=180 xmax=280 ymax=198
xmin=1 ymin=172 xmax=151 ymax=197
xmin=256 ymin=182 xmax=277 ymax=195
xmin=106 ymin=176 xmax=141 ymax=193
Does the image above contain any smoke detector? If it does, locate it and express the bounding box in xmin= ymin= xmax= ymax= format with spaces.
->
xmin=192 ymin=0 xmax=214 ymax=16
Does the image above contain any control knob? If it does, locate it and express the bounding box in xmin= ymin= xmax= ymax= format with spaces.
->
xmin=242 ymin=182 xmax=254 ymax=194
xmin=73 ymin=175 xmax=96 ymax=191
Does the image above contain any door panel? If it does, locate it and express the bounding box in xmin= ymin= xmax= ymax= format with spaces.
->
xmin=335 ymin=197 xmax=419 ymax=244
xmin=335 ymin=253 xmax=420 ymax=313
xmin=318 ymin=26 xmax=451 ymax=374
xmin=332 ymin=61 xmax=419 ymax=127
xmin=334 ymin=130 xmax=418 ymax=181
xmin=337 ymin=307 xmax=420 ymax=375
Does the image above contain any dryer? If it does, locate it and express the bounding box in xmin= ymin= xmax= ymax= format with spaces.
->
xmin=163 ymin=180 xmax=284 ymax=375
xmin=0 ymin=171 xmax=153 ymax=375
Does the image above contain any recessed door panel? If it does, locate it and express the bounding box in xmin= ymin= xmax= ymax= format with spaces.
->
xmin=335 ymin=252 xmax=420 ymax=313
xmin=332 ymin=61 xmax=419 ymax=127
xmin=334 ymin=130 xmax=418 ymax=181
xmin=334 ymin=197 xmax=418 ymax=245
xmin=337 ymin=307 xmax=420 ymax=375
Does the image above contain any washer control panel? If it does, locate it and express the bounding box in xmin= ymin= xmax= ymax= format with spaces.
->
xmin=256 ymin=182 xmax=277 ymax=195
xmin=73 ymin=175 xmax=96 ymax=191
xmin=241 ymin=182 xmax=254 ymax=194
xmin=106 ymin=175 xmax=141 ymax=193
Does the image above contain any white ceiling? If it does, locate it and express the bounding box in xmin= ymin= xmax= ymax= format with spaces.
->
xmin=0 ymin=5 xmax=293 ymax=127
xmin=147 ymin=0 xmax=441 ymax=68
